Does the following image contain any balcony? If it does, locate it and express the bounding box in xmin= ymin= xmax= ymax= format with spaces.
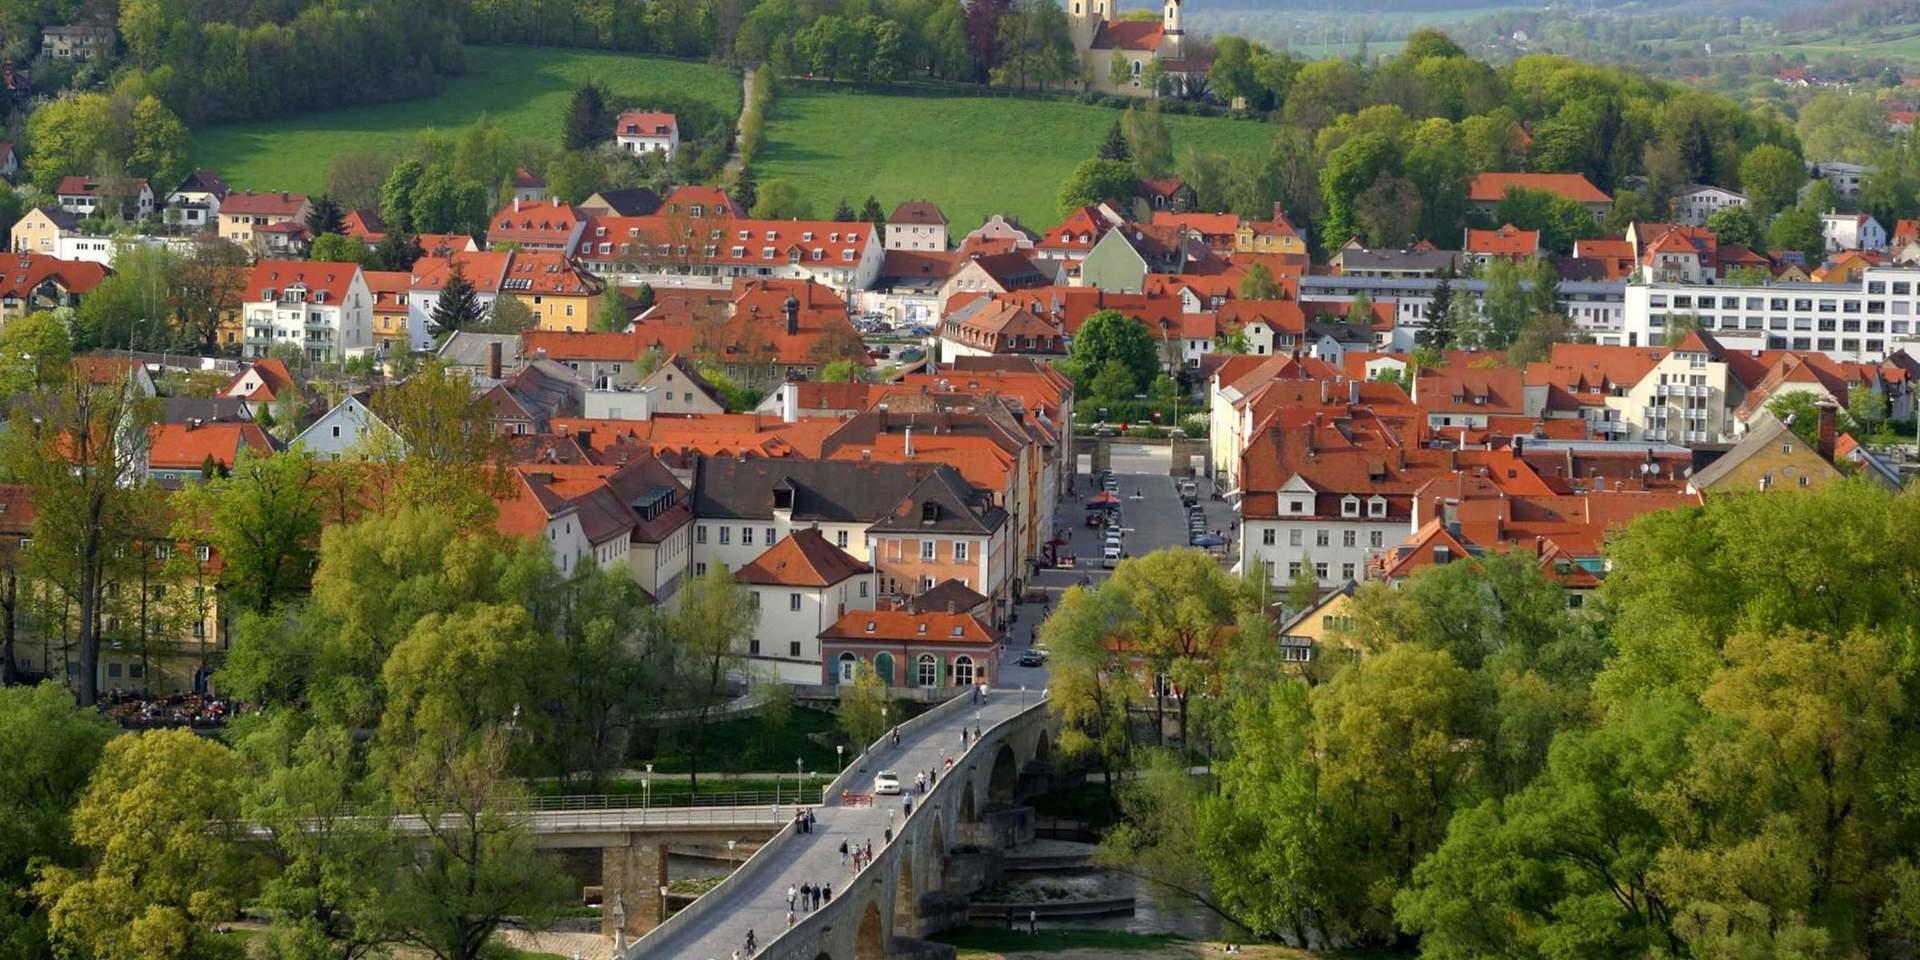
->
xmin=1644 ymin=429 xmax=1668 ymax=442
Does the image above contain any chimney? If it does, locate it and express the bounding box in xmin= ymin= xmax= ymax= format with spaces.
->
xmin=513 ymin=196 xmax=522 ymax=213
xmin=487 ymin=340 xmax=502 ymax=380
xmin=904 ymin=425 xmax=915 ymax=458
xmin=1349 ymin=379 xmax=1358 ymax=405
xmin=780 ymin=381 xmax=800 ymax=423
xmin=784 ymin=295 xmax=800 ymax=335
xmin=187 ymin=417 xmax=200 ymax=431
xmin=946 ymin=600 xmax=957 ymax=614
xmin=1272 ymin=201 xmax=1286 ymax=221
xmin=1816 ymin=398 xmax=1838 ymax=463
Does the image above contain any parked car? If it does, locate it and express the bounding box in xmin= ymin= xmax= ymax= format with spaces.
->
xmin=1017 ymin=651 xmax=1045 ymax=667
xmin=874 ymin=771 xmax=901 ymax=795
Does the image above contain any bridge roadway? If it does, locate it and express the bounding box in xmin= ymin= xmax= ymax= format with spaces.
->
xmin=634 ymin=690 xmax=1031 ymax=959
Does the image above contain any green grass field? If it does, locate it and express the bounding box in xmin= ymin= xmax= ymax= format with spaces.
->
xmin=756 ymin=83 xmax=1280 ymax=229
xmin=194 ymin=45 xmax=740 ymax=193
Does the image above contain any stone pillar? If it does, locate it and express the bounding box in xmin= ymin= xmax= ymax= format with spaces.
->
xmin=601 ymin=839 xmax=668 ymax=940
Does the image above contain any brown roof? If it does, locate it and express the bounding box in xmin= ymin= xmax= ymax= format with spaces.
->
xmin=889 ymin=201 xmax=948 ymax=226
xmin=734 ymin=529 xmax=871 ymax=587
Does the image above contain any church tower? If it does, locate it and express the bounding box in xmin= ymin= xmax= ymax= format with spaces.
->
xmin=1162 ymin=0 xmax=1185 ymax=60
xmin=1069 ymin=0 xmax=1110 ymax=63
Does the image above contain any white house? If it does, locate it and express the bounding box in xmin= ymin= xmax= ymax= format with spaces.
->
xmin=734 ymin=529 xmax=878 ymax=684
xmin=1809 ymin=161 xmax=1872 ymax=201
xmin=1673 ymin=185 xmax=1748 ymax=227
xmin=886 ymin=201 xmax=950 ymax=251
xmin=55 ymin=176 xmax=155 ymax=221
xmin=614 ymin=111 xmax=678 ymax=159
xmin=290 ymin=394 xmax=402 ymax=460
xmin=1823 ymin=212 xmax=1888 ymax=253
xmin=165 ymin=170 xmax=229 ymax=232
xmin=241 ymin=260 xmax=375 ymax=363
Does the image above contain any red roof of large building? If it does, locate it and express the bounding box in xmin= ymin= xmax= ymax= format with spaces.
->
xmin=820 ymin=608 xmax=1000 ymax=645
xmin=523 ymin=330 xmax=645 ymax=363
xmin=147 ymin=421 xmax=272 ymax=470
xmin=1468 ymin=172 xmax=1611 ymax=205
xmin=0 ymin=253 xmax=106 ymax=301
xmin=222 ymin=191 xmax=308 ymax=217
xmin=1092 ymin=19 xmax=1164 ymax=51
xmin=488 ymin=199 xmax=581 ymax=249
xmin=615 ymin=111 xmax=677 ymax=138
xmin=246 ymin=260 xmax=362 ymax=304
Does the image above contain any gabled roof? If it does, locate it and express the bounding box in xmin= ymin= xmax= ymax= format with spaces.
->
xmin=1091 ymin=18 xmax=1163 ymax=51
xmin=56 ymin=175 xmax=149 ymax=197
xmin=220 ymin=358 xmax=294 ymax=402
xmin=146 ymin=421 xmax=273 ymax=470
xmin=173 ymin=169 xmax=229 ymax=198
xmin=22 ymin=204 xmax=79 ymax=231
xmin=1688 ymin=411 xmax=1841 ymax=491
xmin=580 ymin=187 xmax=664 ymax=217
xmin=734 ymin=529 xmax=870 ymax=587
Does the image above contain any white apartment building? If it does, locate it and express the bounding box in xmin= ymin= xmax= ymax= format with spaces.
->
xmin=1299 ymin=275 xmax=1629 ymax=348
xmin=1623 ymin=267 xmax=1920 ymax=361
xmin=1822 ymin=212 xmax=1888 ymax=253
xmin=1241 ymin=478 xmax=1405 ymax=591
xmin=1672 ymin=185 xmax=1748 ymax=227
xmin=735 ymin=530 xmax=878 ymax=684
xmin=241 ymin=261 xmax=375 ymax=362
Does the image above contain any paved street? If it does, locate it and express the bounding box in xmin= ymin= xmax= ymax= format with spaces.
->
xmin=1051 ymin=443 xmax=1239 ymax=579
xmin=635 ymin=692 xmax=1035 ymax=960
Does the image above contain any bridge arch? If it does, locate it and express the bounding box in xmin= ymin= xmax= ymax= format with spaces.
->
xmin=957 ymin=780 xmax=977 ymax=823
xmin=989 ymin=743 xmax=1019 ymax=802
xmin=894 ymin=848 xmax=918 ymax=935
xmin=1034 ymin=729 xmax=1052 ymax=763
xmin=855 ymin=900 xmax=887 ymax=960
xmin=926 ymin=816 xmax=947 ymax=888
xmin=813 ymin=953 xmax=835 ymax=960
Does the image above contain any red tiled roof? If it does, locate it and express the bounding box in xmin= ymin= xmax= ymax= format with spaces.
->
xmin=220 ymin=358 xmax=294 ymax=402
xmin=1414 ymin=365 xmax=1526 ymax=415
xmin=488 ymin=199 xmax=580 ymax=247
xmin=734 ymin=529 xmax=870 ymax=587
xmin=615 ymin=111 xmax=677 ymax=137
xmin=501 ymin=249 xmax=601 ymax=296
xmin=1092 ymin=18 xmax=1163 ymax=51
xmin=146 ymin=421 xmax=272 ymax=470
xmin=246 ymin=260 xmax=361 ymax=304
xmin=1466 ymin=223 xmax=1539 ymax=257
xmin=0 ymin=253 xmax=106 ymax=301
xmin=410 ymin=251 xmax=512 ymax=294
xmin=575 ymin=214 xmax=874 ymax=272
xmin=1468 ymin=172 xmax=1610 ymax=205
xmin=820 ymin=608 xmax=999 ymax=645
xmin=523 ymin=330 xmax=644 ymax=363
xmin=72 ymin=356 xmax=142 ymax=386
xmin=222 ymin=191 xmax=308 ymax=217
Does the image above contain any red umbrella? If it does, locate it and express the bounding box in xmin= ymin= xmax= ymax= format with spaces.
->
xmin=1089 ymin=491 xmax=1120 ymax=505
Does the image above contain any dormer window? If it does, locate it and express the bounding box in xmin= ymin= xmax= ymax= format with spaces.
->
xmin=916 ymin=623 xmax=928 ymax=635
xmin=865 ymin=620 xmax=876 ymax=633
xmin=1288 ymin=499 xmax=1305 ymax=514
xmin=1368 ymin=496 xmax=1387 ymax=518
xmin=1434 ymin=546 xmax=1452 ymax=564
xmin=1341 ymin=496 xmax=1360 ymax=517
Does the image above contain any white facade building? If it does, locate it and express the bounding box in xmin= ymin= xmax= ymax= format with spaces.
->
xmin=1623 ymin=267 xmax=1920 ymax=361
xmin=1673 ymin=185 xmax=1748 ymax=227
xmin=1823 ymin=212 xmax=1888 ymax=253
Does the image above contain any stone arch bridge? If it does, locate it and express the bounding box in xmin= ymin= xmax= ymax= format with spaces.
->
xmin=623 ymin=691 xmax=1057 ymax=959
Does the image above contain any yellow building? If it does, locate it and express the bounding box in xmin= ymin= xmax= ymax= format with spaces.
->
xmin=505 ymin=250 xmax=607 ymax=332
xmin=1687 ymin=410 xmax=1844 ymax=495
xmin=1234 ymin=205 xmax=1307 ymax=257
xmin=1275 ymin=581 xmax=1365 ymax=681
xmin=11 ymin=205 xmax=76 ymax=254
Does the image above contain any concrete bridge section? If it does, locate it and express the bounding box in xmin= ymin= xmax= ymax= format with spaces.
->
xmin=623 ymin=690 xmax=1057 ymax=960
xmin=388 ymin=804 xmax=786 ymax=941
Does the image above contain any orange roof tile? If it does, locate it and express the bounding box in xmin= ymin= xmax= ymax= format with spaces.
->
xmin=734 ymin=529 xmax=870 ymax=587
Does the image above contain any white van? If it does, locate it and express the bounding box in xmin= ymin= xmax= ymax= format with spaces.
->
xmin=1102 ymin=546 xmax=1121 ymax=568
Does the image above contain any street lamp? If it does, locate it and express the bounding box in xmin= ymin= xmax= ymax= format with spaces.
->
xmin=727 ymin=839 xmax=738 ymax=869
xmin=837 ymin=744 xmax=845 ymax=772
xmin=796 ymin=758 xmax=805 ymax=805
xmin=658 ymin=885 xmax=669 ymax=924
xmin=643 ymin=762 xmax=653 ymax=817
